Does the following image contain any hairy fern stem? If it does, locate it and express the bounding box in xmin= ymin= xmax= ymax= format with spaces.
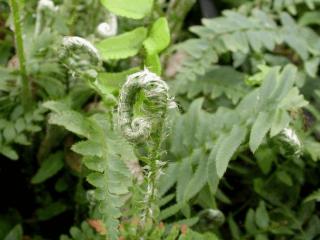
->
xmin=141 ymin=128 xmax=166 ymax=225
xmin=9 ymin=0 xmax=32 ymax=110
xmin=118 ymin=69 xmax=172 ymax=226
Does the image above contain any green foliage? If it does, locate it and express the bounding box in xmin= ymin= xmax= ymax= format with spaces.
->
xmin=4 ymin=225 xmax=23 ymax=240
xmin=100 ymin=0 xmax=154 ymax=19
xmin=2 ymin=0 xmax=320 ymax=239
xmin=143 ymin=17 xmax=171 ymax=55
xmin=96 ymin=27 xmax=148 ymax=60
xmin=31 ymin=151 xmax=64 ymax=184
xmin=44 ymin=102 xmax=133 ymax=239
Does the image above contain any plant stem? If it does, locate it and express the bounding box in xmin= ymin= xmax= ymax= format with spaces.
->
xmin=141 ymin=121 xmax=166 ymax=225
xmin=9 ymin=0 xmax=32 ymax=110
xmin=166 ymin=0 xmax=196 ymax=42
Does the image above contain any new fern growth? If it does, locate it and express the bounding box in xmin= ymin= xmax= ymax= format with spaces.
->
xmin=118 ymin=68 xmax=172 ymax=225
xmin=61 ymin=36 xmax=101 ymax=66
xmin=96 ymin=13 xmax=118 ymax=38
xmin=118 ymin=68 xmax=170 ymax=143
xmin=34 ymin=0 xmax=58 ymax=36
xmin=60 ymin=36 xmax=102 ymax=81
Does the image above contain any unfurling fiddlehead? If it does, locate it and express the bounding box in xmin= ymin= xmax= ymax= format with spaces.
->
xmin=274 ymin=127 xmax=303 ymax=159
xmin=35 ymin=0 xmax=58 ymax=36
xmin=118 ymin=68 xmax=170 ymax=143
xmin=199 ymin=209 xmax=225 ymax=227
xmin=96 ymin=13 xmax=118 ymax=38
xmin=118 ymin=68 xmax=172 ymax=226
xmin=61 ymin=36 xmax=101 ymax=66
xmin=60 ymin=36 xmax=102 ymax=80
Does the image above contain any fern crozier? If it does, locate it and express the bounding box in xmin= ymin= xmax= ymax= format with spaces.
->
xmin=118 ymin=68 xmax=170 ymax=143
xmin=96 ymin=14 xmax=118 ymax=38
xmin=61 ymin=36 xmax=101 ymax=66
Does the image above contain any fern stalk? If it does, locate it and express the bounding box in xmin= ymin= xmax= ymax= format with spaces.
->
xmin=166 ymin=0 xmax=196 ymax=42
xmin=141 ymin=126 xmax=166 ymax=225
xmin=9 ymin=0 xmax=32 ymax=110
xmin=118 ymin=69 xmax=172 ymax=227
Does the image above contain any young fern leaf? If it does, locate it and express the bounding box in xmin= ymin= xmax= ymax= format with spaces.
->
xmin=34 ymin=0 xmax=58 ymax=36
xmin=117 ymin=68 xmax=170 ymax=143
xmin=61 ymin=36 xmax=101 ymax=67
xmin=96 ymin=13 xmax=118 ymax=38
xmin=274 ymin=127 xmax=303 ymax=158
xmin=60 ymin=36 xmax=103 ymax=83
xmin=117 ymin=68 xmax=173 ymax=225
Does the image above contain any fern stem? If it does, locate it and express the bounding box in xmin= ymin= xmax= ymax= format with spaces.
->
xmin=9 ymin=0 xmax=32 ymax=110
xmin=166 ymin=0 xmax=196 ymax=42
xmin=141 ymin=122 xmax=166 ymax=226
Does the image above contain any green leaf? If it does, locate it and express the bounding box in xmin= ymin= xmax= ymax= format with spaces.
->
xmin=36 ymin=202 xmax=67 ymax=221
xmin=3 ymin=123 xmax=16 ymax=143
xmin=255 ymin=201 xmax=269 ymax=229
xmin=255 ymin=147 xmax=274 ymax=175
xmin=255 ymin=234 xmax=268 ymax=240
xmin=207 ymin=148 xmax=220 ymax=194
xmin=145 ymin=53 xmax=161 ymax=75
xmin=47 ymin=110 xmax=97 ymax=139
xmin=270 ymin=109 xmax=290 ymax=137
xmin=4 ymin=225 xmax=22 ymax=240
xmin=250 ymin=111 xmax=275 ymax=153
xmin=143 ymin=17 xmax=170 ymax=55
xmin=100 ymin=0 xmax=154 ymax=19
xmin=183 ymin=157 xmax=207 ymax=202
xmin=159 ymin=163 xmax=179 ymax=197
xmin=304 ymin=57 xmax=320 ymax=78
xmin=87 ymin=172 xmax=106 ymax=188
xmin=304 ymin=189 xmax=320 ymax=203
xmin=276 ymin=171 xmax=293 ymax=186
xmin=272 ymin=64 xmax=297 ymax=101
xmin=258 ymin=67 xmax=279 ymax=107
xmin=159 ymin=203 xmax=182 ymax=220
xmin=299 ymin=11 xmax=320 ymax=26
xmin=176 ymin=157 xmax=193 ymax=203
xmin=82 ymin=156 xmax=106 ymax=173
xmin=31 ymin=152 xmax=64 ymax=184
xmin=245 ymin=209 xmax=257 ymax=234
xmin=97 ymin=67 xmax=141 ymax=92
xmin=0 ymin=145 xmax=19 ymax=160
xmin=71 ymin=140 xmax=103 ymax=157
xmin=96 ymin=27 xmax=147 ymax=60
xmin=216 ymin=125 xmax=247 ymax=178
xmin=228 ymin=215 xmax=241 ymax=240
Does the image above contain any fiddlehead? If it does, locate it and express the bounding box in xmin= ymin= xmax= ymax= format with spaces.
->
xmin=61 ymin=36 xmax=101 ymax=66
xmin=60 ymin=36 xmax=102 ymax=79
xmin=118 ymin=68 xmax=173 ymax=227
xmin=199 ymin=209 xmax=225 ymax=227
xmin=274 ymin=127 xmax=302 ymax=158
xmin=118 ymin=68 xmax=170 ymax=143
xmin=96 ymin=13 xmax=118 ymax=38
xmin=35 ymin=0 xmax=58 ymax=36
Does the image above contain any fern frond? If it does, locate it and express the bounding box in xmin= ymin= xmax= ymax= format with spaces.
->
xmin=44 ymin=103 xmax=133 ymax=240
xmin=174 ymin=9 xmax=320 ymax=88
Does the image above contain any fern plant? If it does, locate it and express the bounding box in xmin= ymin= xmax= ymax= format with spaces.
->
xmin=2 ymin=0 xmax=320 ymax=239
